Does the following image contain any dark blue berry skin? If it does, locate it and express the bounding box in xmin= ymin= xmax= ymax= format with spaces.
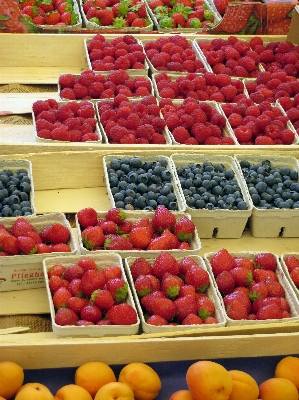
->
xmin=240 ymin=159 xmax=299 ymax=210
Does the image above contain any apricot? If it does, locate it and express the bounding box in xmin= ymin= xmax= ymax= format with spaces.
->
xmin=94 ymin=381 xmax=135 ymax=400
xmin=74 ymin=361 xmax=116 ymax=397
xmin=0 ymin=396 xmax=6 ymax=400
xmin=169 ymin=389 xmax=196 ymax=399
xmin=275 ymin=355 xmax=299 ymax=390
xmin=227 ymin=370 xmax=259 ymax=400
xmin=0 ymin=361 xmax=24 ymax=399
xmin=186 ymin=360 xmax=233 ymax=400
xmin=259 ymin=377 xmax=298 ymax=400
xmin=15 ymin=383 xmax=54 ymax=400
xmin=118 ymin=362 xmax=162 ymax=400
xmin=54 ymin=384 xmax=93 ymax=400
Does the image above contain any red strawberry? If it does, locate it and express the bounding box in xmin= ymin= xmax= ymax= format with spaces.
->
xmin=225 ymin=298 xmax=248 ymax=320
xmin=234 ymin=258 xmax=254 ymax=272
xmin=265 ymin=279 xmax=285 ymax=298
xmin=210 ymin=248 xmax=236 ymax=277
xmin=10 ymin=217 xmax=36 ymax=237
xmin=213 ymin=0 xmax=229 ymax=16
xmin=36 ymin=243 xmax=51 ymax=254
xmin=178 ymin=256 xmax=199 ymax=280
xmin=67 ymin=297 xmax=88 ymax=314
xmin=48 ymin=264 xmax=66 ymax=279
xmin=51 ymin=243 xmax=71 ymax=252
xmin=253 ymin=253 xmax=277 ymax=271
xmin=134 ymin=275 xmax=153 ymax=297
xmin=55 ymin=307 xmax=78 ymax=326
xmin=44 ymin=10 xmax=61 ymax=25
xmin=223 ymin=291 xmax=251 ymax=314
xmin=160 ymin=228 xmax=180 ymax=249
xmin=185 ymin=265 xmax=210 ymax=293
xmin=81 ymin=226 xmax=104 ymax=250
xmin=117 ymin=220 xmax=132 ymax=235
xmin=151 ymin=297 xmax=176 ymax=321
xmin=63 ymin=264 xmax=85 ymax=282
xmin=98 ymin=220 xmax=118 ymax=235
xmin=215 ymin=270 xmax=235 ymax=295
xmin=77 ymin=257 xmax=98 ymax=273
xmin=49 ymin=275 xmax=65 ymax=293
xmin=52 ymin=286 xmax=72 ymax=309
xmin=182 ymin=314 xmax=203 ymax=325
xmin=102 ymin=265 xmax=122 ymax=281
xmin=197 ymin=295 xmax=215 ymax=321
xmin=68 ymin=279 xmax=84 ymax=297
xmin=106 ymin=303 xmax=137 ymax=325
xmin=1 ymin=235 xmax=19 ymax=255
xmin=161 ymin=273 xmax=183 ymax=300
xmin=77 ymin=207 xmax=98 ymax=229
xmin=130 ymin=257 xmax=152 ymax=281
xmin=16 ymin=236 xmax=37 ymax=254
xmin=80 ymin=304 xmax=102 ymax=323
xmin=152 ymin=252 xmax=179 ymax=279
xmin=146 ymin=315 xmax=168 ymax=326
xmin=80 ymin=270 xmax=106 ymax=297
xmin=253 ymin=269 xmax=277 ymax=283
xmin=145 ymin=274 xmax=160 ymax=291
xmin=179 ymin=284 xmax=196 ymax=297
xmin=141 ymin=290 xmax=166 ymax=314
xmin=174 ymin=294 xmax=198 ymax=322
xmin=46 ymin=223 xmax=70 ymax=244
xmin=104 ymin=235 xmax=133 ymax=251
xmin=284 ymin=255 xmax=299 ymax=273
xmin=25 ymin=231 xmax=42 ymax=245
xmin=249 ymin=282 xmax=269 ymax=301
xmin=151 ymin=205 xmax=176 ymax=234
xmin=256 ymin=304 xmax=282 ymax=320
xmin=230 ymin=266 xmax=253 ymax=287
xmin=129 ymin=225 xmax=152 ymax=249
xmin=106 ymin=277 xmax=128 ymax=303
xmin=174 ymin=217 xmax=195 ymax=242
xmin=91 ymin=289 xmax=114 ymax=311
xmin=105 ymin=208 xmax=126 ymax=225
xmin=290 ymin=267 xmax=299 ymax=288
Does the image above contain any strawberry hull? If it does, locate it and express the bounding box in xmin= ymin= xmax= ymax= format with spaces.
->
xmin=124 ymin=255 xmax=227 ymax=333
xmin=280 ymin=252 xmax=299 ymax=300
xmin=204 ymin=251 xmax=299 ymax=327
xmin=43 ymin=252 xmax=140 ymax=338
xmin=0 ymin=213 xmax=77 ymax=292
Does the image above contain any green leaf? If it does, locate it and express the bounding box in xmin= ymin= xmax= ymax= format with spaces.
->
xmin=113 ymin=16 xmax=127 ymax=28
xmin=159 ymin=16 xmax=174 ymax=28
xmin=89 ymin=17 xmax=100 ymax=25
xmin=71 ymin=12 xmax=78 ymax=24
xmin=203 ymin=10 xmax=214 ymax=21
xmin=41 ymin=0 xmax=52 ymax=5
xmin=19 ymin=16 xmax=40 ymax=32
xmin=0 ymin=14 xmax=10 ymax=21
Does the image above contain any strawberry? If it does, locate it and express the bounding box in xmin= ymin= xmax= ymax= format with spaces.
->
xmin=230 ymin=266 xmax=253 ymax=287
xmin=146 ymin=314 xmax=168 ymax=326
xmin=52 ymin=286 xmax=72 ymax=309
xmin=68 ymin=279 xmax=84 ymax=297
xmin=160 ymin=228 xmax=180 ymax=249
xmin=81 ymin=226 xmax=105 ymax=250
xmin=151 ymin=297 xmax=176 ymax=321
xmin=77 ymin=257 xmax=98 ymax=273
xmin=151 ymin=205 xmax=176 ymax=234
xmin=105 ymin=208 xmax=126 ymax=225
xmin=129 ymin=225 xmax=152 ymax=249
xmin=25 ymin=231 xmax=42 ymax=245
xmin=102 ymin=265 xmax=122 ymax=281
xmin=80 ymin=304 xmax=102 ymax=323
xmin=134 ymin=275 xmax=153 ymax=297
xmin=49 ymin=275 xmax=65 ymax=293
xmin=210 ymin=248 xmax=236 ymax=277
xmin=46 ymin=223 xmax=70 ymax=244
xmin=284 ymin=255 xmax=299 ymax=273
xmin=152 ymin=252 xmax=179 ymax=279
xmin=1 ymin=235 xmax=18 ymax=255
xmin=104 ymin=235 xmax=133 ymax=251
xmin=51 ymin=243 xmax=71 ymax=252
xmin=106 ymin=277 xmax=128 ymax=303
xmin=223 ymin=291 xmax=251 ymax=314
xmin=118 ymin=220 xmax=133 ymax=235
xmin=55 ymin=307 xmax=78 ymax=326
xmin=91 ymin=289 xmax=114 ymax=311
xmin=147 ymin=234 xmax=170 ymax=251
xmin=141 ymin=290 xmax=166 ymax=314
xmin=16 ymin=236 xmax=37 ymax=254
xmin=36 ymin=243 xmax=51 ymax=254
xmin=48 ymin=264 xmax=66 ymax=278
xmin=197 ymin=295 xmax=215 ymax=320
xmin=182 ymin=313 xmax=203 ymax=325
xmin=215 ymin=270 xmax=235 ymax=295
xmin=174 ymin=294 xmax=198 ymax=323
xmin=10 ymin=217 xmax=36 ymax=237
xmin=179 ymin=284 xmax=196 ymax=297
xmin=185 ymin=265 xmax=210 ymax=293
xmin=178 ymin=256 xmax=199 ymax=280
xmin=98 ymin=220 xmax=118 ymax=235
xmin=44 ymin=10 xmax=61 ymax=24
xmin=213 ymin=0 xmax=229 ymax=16
xmin=253 ymin=253 xmax=277 ymax=271
xmin=77 ymin=207 xmax=98 ymax=229
xmin=80 ymin=270 xmax=106 ymax=297
xmin=265 ymin=280 xmax=285 ymax=298
xmin=106 ymin=303 xmax=137 ymax=325
xmin=131 ymin=17 xmax=146 ymax=27
xmin=256 ymin=303 xmax=282 ymax=320
xmin=234 ymin=257 xmax=254 ymax=272
xmin=225 ymin=298 xmax=248 ymax=320
xmin=249 ymin=282 xmax=269 ymax=302
xmin=39 ymin=0 xmax=54 ymax=13
xmin=290 ymin=267 xmax=299 ymax=288
xmin=161 ymin=273 xmax=183 ymax=300
xmin=174 ymin=217 xmax=195 ymax=242
xmin=63 ymin=264 xmax=84 ymax=281
xmin=252 ymin=269 xmax=277 ymax=283
xmin=130 ymin=257 xmax=152 ymax=281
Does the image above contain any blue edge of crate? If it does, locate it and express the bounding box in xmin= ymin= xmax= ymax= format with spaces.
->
xmin=24 ymin=354 xmax=299 ymax=398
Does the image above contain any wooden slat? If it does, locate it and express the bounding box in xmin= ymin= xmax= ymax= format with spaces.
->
xmin=0 ymin=93 xmax=59 ymax=114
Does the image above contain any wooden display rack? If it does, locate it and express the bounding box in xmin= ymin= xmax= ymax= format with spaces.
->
xmin=0 ymin=31 xmax=299 ymax=370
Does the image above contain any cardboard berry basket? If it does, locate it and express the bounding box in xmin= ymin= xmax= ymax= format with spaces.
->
xmin=75 ymin=210 xmax=201 ymax=258
xmin=84 ymin=37 xmax=149 ymax=77
xmin=43 ymin=252 xmax=140 ymax=338
xmin=234 ymin=154 xmax=299 ymax=238
xmin=0 ymin=158 xmax=36 ymax=216
xmin=124 ymin=254 xmax=227 ymax=334
xmin=32 ymin=100 xmax=102 ymax=143
xmin=0 ymin=213 xmax=78 ymax=292
xmin=103 ymin=154 xmax=185 ymax=211
xmin=169 ymin=154 xmax=253 ymax=239
xmin=204 ymin=251 xmax=299 ymax=327
xmin=280 ymin=252 xmax=299 ymax=300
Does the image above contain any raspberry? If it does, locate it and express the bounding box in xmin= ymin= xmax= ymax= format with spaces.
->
xmin=228 ymin=113 xmax=243 ymax=128
xmin=108 ymin=70 xmax=130 ymax=85
xmin=233 ymin=66 xmax=249 ymax=77
xmin=221 ymin=84 xmax=238 ymax=102
xmin=286 ymin=107 xmax=299 ymax=122
xmin=256 ymin=114 xmax=272 ymax=131
xmin=151 ymin=117 xmax=166 ymax=132
xmin=249 ymin=92 xmax=265 ymax=104
xmin=264 ymin=124 xmax=280 ymax=140
xmin=160 ymin=87 xmax=176 ymax=99
xmin=151 ymin=132 xmax=166 ymax=144
xmin=221 ymin=136 xmax=235 ymax=145
xmin=73 ymin=83 xmax=89 ymax=99
xmin=239 ymin=56 xmax=257 ymax=73
xmin=234 ymin=125 xmax=253 ymax=143
xmin=59 ymin=74 xmax=76 ymax=88
xmin=280 ymin=129 xmax=295 ymax=144
xmin=204 ymin=136 xmax=222 ymax=144
xmin=204 ymin=72 xmax=217 ymax=86
xmin=69 ymin=130 xmax=83 ymax=142
xmin=77 ymin=104 xmax=95 ymax=119
xmin=210 ymin=92 xmax=225 ymax=102
xmin=249 ymin=36 xmax=264 ymax=49
xmin=32 ymin=100 xmax=51 ymax=116
xmin=108 ymin=125 xmax=129 ymax=142
xmin=37 ymin=129 xmax=52 ymax=139
xmin=136 ymin=124 xmax=155 ymax=140
xmin=51 ymin=126 xmax=70 ymax=141
xmin=254 ymin=136 xmax=274 ymax=145
xmin=260 ymin=50 xmax=275 ymax=64
xmin=191 ymin=123 xmax=211 ymax=143
xmin=60 ymin=88 xmax=76 ymax=100
xmin=77 ymin=71 xmax=95 ymax=87
xmin=172 ymin=126 xmax=190 ymax=143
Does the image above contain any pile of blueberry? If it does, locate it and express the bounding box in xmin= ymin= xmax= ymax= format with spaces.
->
xmin=0 ymin=168 xmax=33 ymax=217
xmin=239 ymin=159 xmax=299 ymax=210
xmin=106 ymin=156 xmax=179 ymax=211
xmin=175 ymin=161 xmax=248 ymax=210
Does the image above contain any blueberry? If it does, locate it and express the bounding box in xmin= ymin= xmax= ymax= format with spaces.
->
xmin=125 ymin=189 xmax=135 ymax=198
xmin=161 ymin=170 xmax=171 ymax=181
xmin=292 ymin=192 xmax=299 ymax=202
xmin=237 ymin=201 xmax=248 ymax=210
xmin=8 ymin=195 xmax=20 ymax=206
xmin=168 ymin=201 xmax=178 ymax=210
xmin=116 ymin=170 xmax=125 ymax=178
xmin=293 ymin=202 xmax=299 ymax=209
xmin=12 ymin=210 xmax=22 ymax=217
xmin=195 ymin=199 xmax=206 ymax=209
xmin=151 ymin=175 xmax=162 ymax=184
xmin=290 ymin=170 xmax=298 ymax=180
xmin=157 ymin=157 xmax=167 ymax=167
xmin=114 ymin=192 xmax=124 ymax=202
xmin=129 ymin=157 xmax=142 ymax=169
xmin=120 ymin=164 xmax=130 ymax=174
xmin=136 ymin=196 xmax=147 ymax=209
xmin=160 ymin=185 xmax=171 ymax=196
xmin=2 ymin=206 xmax=13 ymax=217
xmin=255 ymin=182 xmax=267 ymax=194
xmin=282 ymin=191 xmax=292 ymax=200
xmin=143 ymin=161 xmax=153 ymax=171
xmin=148 ymin=199 xmax=157 ymax=208
xmin=138 ymin=174 xmax=149 ymax=184
xmin=147 ymin=191 xmax=158 ymax=200
xmin=157 ymin=195 xmax=168 ymax=206
xmin=109 ymin=175 xmax=119 ymax=188
xmin=202 ymin=180 xmax=213 ymax=190
xmin=124 ymin=196 xmax=134 ymax=205
xmin=137 ymin=183 xmax=148 ymax=194
xmin=251 ymin=193 xmax=260 ymax=205
xmin=186 ymin=197 xmax=196 ymax=207
xmin=118 ymin=181 xmax=128 ymax=190
xmin=223 ymin=185 xmax=234 ymax=194
xmin=115 ymin=201 xmax=125 ymax=208
xmin=20 ymin=176 xmax=31 ymax=184
xmin=240 ymin=160 xmax=251 ymax=169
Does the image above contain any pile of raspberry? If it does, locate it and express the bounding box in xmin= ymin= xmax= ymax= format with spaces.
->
xmin=33 ymin=99 xmax=99 ymax=142
xmin=97 ymin=94 xmax=168 ymax=144
xmin=160 ymin=97 xmax=235 ymax=145
xmin=59 ymin=69 xmax=152 ymax=101
xmin=86 ymin=34 xmax=146 ymax=72
xmin=144 ymin=35 xmax=207 ymax=73
xmin=221 ymin=98 xmax=296 ymax=145
xmin=197 ymin=36 xmax=261 ymax=77
xmin=244 ymin=70 xmax=299 ymax=104
xmin=154 ymin=71 xmax=246 ymax=103
xmin=278 ymin=94 xmax=299 ymax=136
xmin=250 ymin=39 xmax=299 ymax=78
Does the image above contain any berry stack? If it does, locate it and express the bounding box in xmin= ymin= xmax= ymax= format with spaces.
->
xmin=43 ymin=252 xmax=140 ymax=337
xmin=170 ymin=154 xmax=253 ymax=239
xmin=281 ymin=253 xmax=299 ymax=300
xmin=235 ymin=155 xmax=299 ymax=237
xmin=124 ymin=253 xmax=226 ymax=333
